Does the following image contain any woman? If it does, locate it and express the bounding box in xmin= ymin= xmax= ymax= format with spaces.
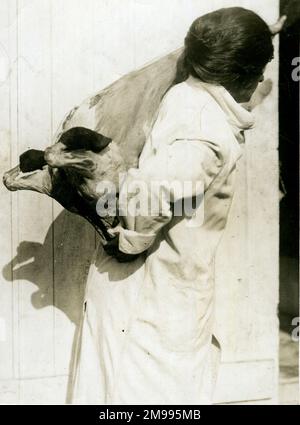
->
xmin=72 ymin=7 xmax=283 ymax=404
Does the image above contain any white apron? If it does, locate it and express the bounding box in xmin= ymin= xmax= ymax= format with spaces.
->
xmin=71 ymin=77 xmax=254 ymax=404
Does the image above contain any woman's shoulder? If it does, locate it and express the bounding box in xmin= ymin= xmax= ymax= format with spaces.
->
xmin=158 ymin=80 xmax=228 ymax=130
xmin=155 ymin=80 xmax=239 ymax=159
xmin=161 ymin=80 xmax=211 ymax=109
xmin=160 ymin=80 xmax=229 ymax=125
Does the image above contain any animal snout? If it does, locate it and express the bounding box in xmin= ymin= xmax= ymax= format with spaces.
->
xmin=3 ymin=166 xmax=19 ymax=191
xmin=3 ymin=171 xmax=10 ymax=188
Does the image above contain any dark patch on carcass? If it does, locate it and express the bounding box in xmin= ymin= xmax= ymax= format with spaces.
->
xmin=59 ymin=127 xmax=112 ymax=153
xmin=89 ymin=93 xmax=103 ymax=109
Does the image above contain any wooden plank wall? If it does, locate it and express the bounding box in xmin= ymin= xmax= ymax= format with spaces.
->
xmin=214 ymin=1 xmax=280 ymax=404
xmin=0 ymin=0 xmax=279 ymax=404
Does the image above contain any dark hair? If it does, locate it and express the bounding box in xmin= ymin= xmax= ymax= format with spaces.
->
xmin=176 ymin=7 xmax=274 ymax=89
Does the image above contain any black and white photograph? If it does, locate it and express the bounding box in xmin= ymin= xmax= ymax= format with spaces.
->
xmin=0 ymin=0 xmax=299 ymax=408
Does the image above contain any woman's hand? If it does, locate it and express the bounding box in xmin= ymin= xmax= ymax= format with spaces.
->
xmin=103 ymin=235 xmax=140 ymax=263
xmin=269 ymin=15 xmax=287 ymax=35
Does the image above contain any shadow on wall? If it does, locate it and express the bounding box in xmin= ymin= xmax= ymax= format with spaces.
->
xmin=2 ymin=209 xmax=95 ymax=402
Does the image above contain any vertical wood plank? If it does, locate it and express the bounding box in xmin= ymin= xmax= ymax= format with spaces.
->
xmin=214 ymin=0 xmax=279 ymax=402
xmin=9 ymin=0 xmax=20 ymax=393
xmin=130 ymin=0 xmax=216 ymax=69
xmin=93 ymin=0 xmax=136 ymax=89
xmin=51 ymin=0 xmax=97 ymax=377
xmin=0 ymin=0 xmax=15 ymax=382
xmin=16 ymin=0 xmax=55 ymax=378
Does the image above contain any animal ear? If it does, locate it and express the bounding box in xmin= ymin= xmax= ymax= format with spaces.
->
xmin=59 ymin=127 xmax=112 ymax=153
xmin=93 ymin=134 xmax=112 ymax=152
xmin=19 ymin=149 xmax=47 ymax=173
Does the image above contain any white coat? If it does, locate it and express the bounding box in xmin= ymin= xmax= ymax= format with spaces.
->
xmin=71 ymin=76 xmax=254 ymax=404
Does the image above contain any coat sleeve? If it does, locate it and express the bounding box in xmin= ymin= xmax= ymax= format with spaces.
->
xmin=109 ymin=138 xmax=223 ymax=255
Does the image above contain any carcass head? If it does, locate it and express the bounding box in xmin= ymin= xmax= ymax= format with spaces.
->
xmin=3 ymin=127 xmax=124 ymax=242
xmin=44 ymin=127 xmax=125 ymax=201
